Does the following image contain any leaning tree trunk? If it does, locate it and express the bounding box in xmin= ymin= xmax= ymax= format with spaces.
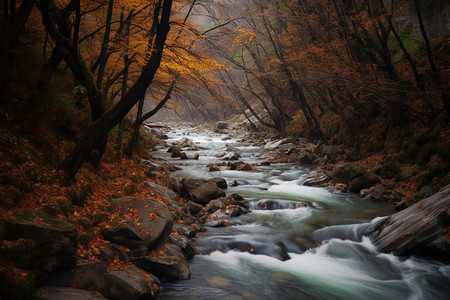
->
xmin=59 ymin=0 xmax=173 ymax=179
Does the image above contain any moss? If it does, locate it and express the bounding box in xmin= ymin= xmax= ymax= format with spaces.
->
xmin=0 ymin=268 xmax=36 ymax=300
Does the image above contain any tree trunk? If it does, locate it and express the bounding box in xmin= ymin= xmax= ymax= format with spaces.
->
xmin=59 ymin=0 xmax=173 ymax=179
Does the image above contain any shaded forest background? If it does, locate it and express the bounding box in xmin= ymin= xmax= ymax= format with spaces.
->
xmin=0 ymin=0 xmax=449 ymax=200
xmin=0 ymin=0 xmax=449 ymax=297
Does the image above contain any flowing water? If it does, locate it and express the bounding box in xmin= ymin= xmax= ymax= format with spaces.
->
xmin=153 ymin=125 xmax=450 ymax=300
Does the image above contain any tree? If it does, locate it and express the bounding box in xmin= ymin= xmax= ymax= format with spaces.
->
xmin=59 ymin=0 xmax=173 ymax=179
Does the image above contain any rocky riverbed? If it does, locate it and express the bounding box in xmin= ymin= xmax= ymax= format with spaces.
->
xmin=1 ymin=122 xmax=449 ymax=299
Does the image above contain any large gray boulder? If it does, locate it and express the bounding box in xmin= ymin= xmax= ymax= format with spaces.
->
xmin=193 ymin=182 xmax=226 ymax=206
xmin=132 ymin=245 xmax=190 ymax=282
xmin=70 ymin=262 xmax=160 ymax=299
xmin=370 ymin=185 xmax=450 ymax=261
xmin=1 ymin=209 xmax=77 ymax=280
xmin=111 ymin=198 xmax=173 ymax=250
xmin=102 ymin=218 xmax=145 ymax=250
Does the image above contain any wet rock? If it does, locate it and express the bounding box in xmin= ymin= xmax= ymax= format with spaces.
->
xmin=368 ymin=184 xmax=385 ymax=201
xmin=370 ymin=184 xmax=450 ymax=261
xmin=222 ymin=152 xmax=241 ymax=161
xmin=70 ymin=262 xmax=159 ymax=299
xmin=230 ymin=193 xmax=244 ymax=201
xmin=132 ymin=245 xmax=190 ymax=281
xmin=180 ymin=178 xmax=204 ymax=199
xmin=320 ymin=145 xmax=340 ymax=162
xmin=264 ymin=140 xmax=283 ymax=150
xmin=227 ymin=162 xmax=239 ymax=170
xmin=214 ymin=121 xmax=228 ymax=131
xmin=34 ymin=287 xmax=107 ymax=299
xmin=360 ymin=188 xmax=372 ymax=198
xmin=260 ymin=161 xmax=271 ymax=166
xmin=188 ymin=201 xmax=203 ymax=214
xmin=171 ymin=146 xmax=182 ymax=158
xmin=349 ymin=171 xmax=380 ymax=193
xmin=145 ymin=181 xmax=178 ymax=207
xmin=303 ymin=172 xmax=331 ymax=187
xmin=207 ymin=177 xmax=228 ymax=189
xmin=102 ymin=218 xmax=145 ymax=250
xmin=191 ymin=153 xmax=200 ymax=160
xmin=1 ymin=209 xmax=77 ymax=281
xmin=201 ymin=199 xmax=226 ymax=214
xmin=193 ymin=182 xmax=226 ymax=206
xmin=179 ymin=152 xmax=188 ymax=160
xmin=237 ymin=163 xmax=254 ymax=171
xmin=179 ymin=137 xmax=194 ymax=148
xmin=209 ymin=165 xmax=220 ymax=172
xmin=173 ymin=223 xmax=198 ymax=238
xmin=111 ymin=198 xmax=173 ymax=250
xmin=331 ymin=163 xmax=366 ymax=184
xmin=104 ymin=267 xmax=160 ymax=299
xmin=169 ymin=234 xmax=195 ymax=259
xmin=298 ymin=152 xmax=315 ymax=164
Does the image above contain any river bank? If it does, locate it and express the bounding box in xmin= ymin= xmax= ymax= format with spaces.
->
xmin=1 ymin=122 xmax=449 ymax=299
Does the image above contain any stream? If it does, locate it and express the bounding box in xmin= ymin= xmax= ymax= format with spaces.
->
xmin=154 ymin=125 xmax=450 ymax=300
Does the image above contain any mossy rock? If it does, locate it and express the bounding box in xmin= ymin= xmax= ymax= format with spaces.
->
xmin=1 ymin=209 xmax=78 ymax=281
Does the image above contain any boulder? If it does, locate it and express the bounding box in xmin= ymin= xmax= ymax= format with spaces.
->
xmin=331 ymin=163 xmax=366 ymax=184
xmin=170 ymin=146 xmax=182 ymax=158
xmin=187 ymin=201 xmax=203 ymax=214
xmin=179 ymin=152 xmax=188 ymax=160
xmin=193 ymin=182 xmax=226 ymax=206
xmin=222 ymin=152 xmax=241 ymax=161
xmin=34 ymin=287 xmax=107 ymax=299
xmin=201 ymin=199 xmax=226 ymax=214
xmin=70 ymin=262 xmax=159 ymax=300
xmin=1 ymin=209 xmax=77 ymax=280
xmin=145 ymin=181 xmax=178 ymax=207
xmin=180 ymin=178 xmax=204 ymax=199
xmin=207 ymin=177 xmax=228 ymax=189
xmin=303 ymin=172 xmax=331 ymax=187
xmin=132 ymin=245 xmax=190 ymax=282
xmin=370 ymin=184 xmax=450 ymax=261
xmin=349 ymin=172 xmax=380 ymax=193
xmin=209 ymin=165 xmax=220 ymax=172
xmin=111 ymin=198 xmax=173 ymax=250
xmin=215 ymin=121 xmax=228 ymax=130
xmin=102 ymin=218 xmax=145 ymax=250
xmin=191 ymin=153 xmax=200 ymax=160
xmin=214 ymin=122 xmax=228 ymax=133
xmin=179 ymin=137 xmax=194 ymax=148
xmin=237 ymin=163 xmax=254 ymax=171
xmin=168 ymin=234 xmax=195 ymax=259
xmin=368 ymin=184 xmax=385 ymax=201
xmin=298 ymin=152 xmax=315 ymax=165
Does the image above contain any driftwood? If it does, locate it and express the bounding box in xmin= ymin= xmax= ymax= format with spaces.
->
xmin=370 ymin=184 xmax=450 ymax=261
